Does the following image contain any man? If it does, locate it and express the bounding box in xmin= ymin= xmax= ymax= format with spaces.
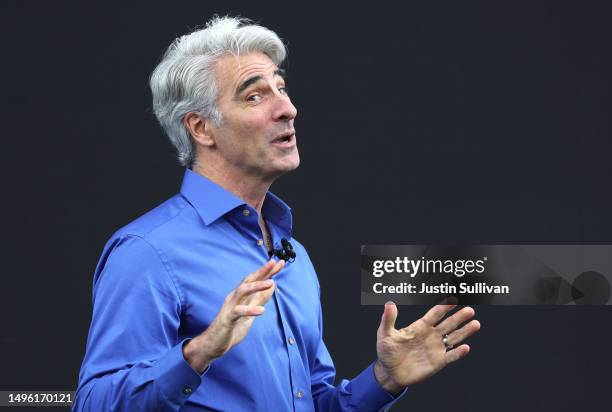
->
xmin=74 ymin=16 xmax=480 ymax=411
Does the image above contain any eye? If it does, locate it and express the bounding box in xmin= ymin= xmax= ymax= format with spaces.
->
xmin=278 ymin=86 xmax=288 ymax=95
xmin=246 ymin=93 xmax=262 ymax=102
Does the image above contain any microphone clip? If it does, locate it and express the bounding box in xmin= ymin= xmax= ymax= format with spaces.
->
xmin=268 ymin=238 xmax=296 ymax=263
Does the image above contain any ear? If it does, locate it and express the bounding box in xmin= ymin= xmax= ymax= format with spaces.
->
xmin=184 ymin=112 xmax=216 ymax=147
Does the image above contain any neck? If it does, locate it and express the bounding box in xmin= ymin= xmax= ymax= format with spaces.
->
xmin=192 ymin=161 xmax=273 ymax=216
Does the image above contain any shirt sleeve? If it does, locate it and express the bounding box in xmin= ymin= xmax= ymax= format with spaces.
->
xmin=310 ymin=295 xmax=407 ymax=411
xmin=73 ymin=235 xmax=205 ymax=412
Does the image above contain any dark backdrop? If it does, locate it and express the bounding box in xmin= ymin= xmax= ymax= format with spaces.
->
xmin=1 ymin=1 xmax=611 ymax=411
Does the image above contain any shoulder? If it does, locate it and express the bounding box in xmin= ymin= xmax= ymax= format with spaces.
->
xmin=93 ymin=194 xmax=196 ymax=289
xmin=91 ymin=195 xmax=194 ymax=306
xmin=113 ymin=194 xmax=191 ymax=239
xmin=103 ymin=193 xmax=205 ymax=255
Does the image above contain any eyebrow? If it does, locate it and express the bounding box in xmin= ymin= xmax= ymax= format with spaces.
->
xmin=235 ymin=68 xmax=287 ymax=97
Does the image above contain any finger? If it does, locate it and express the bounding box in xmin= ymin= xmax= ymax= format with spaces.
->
xmin=245 ymin=261 xmax=284 ymax=301
xmin=444 ymin=320 xmax=481 ymax=348
xmin=267 ymin=259 xmax=285 ymax=279
xmin=439 ymin=296 xmax=459 ymax=305
xmin=244 ymin=279 xmax=277 ymax=306
xmin=379 ymin=301 xmax=398 ymax=335
xmin=231 ymin=279 xmax=275 ymax=303
xmin=421 ymin=300 xmax=458 ymax=326
xmin=244 ymin=259 xmax=277 ymax=283
xmin=444 ymin=344 xmax=470 ymax=365
xmin=436 ymin=306 xmax=476 ymax=334
xmin=230 ymin=304 xmax=266 ymax=321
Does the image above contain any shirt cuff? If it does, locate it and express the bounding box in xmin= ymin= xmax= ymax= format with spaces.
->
xmin=348 ymin=362 xmax=407 ymax=410
xmin=153 ymin=339 xmax=207 ymax=408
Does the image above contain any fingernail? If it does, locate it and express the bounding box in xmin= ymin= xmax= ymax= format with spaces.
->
xmin=385 ymin=301 xmax=395 ymax=306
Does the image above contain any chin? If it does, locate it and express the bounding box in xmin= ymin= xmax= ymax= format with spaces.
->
xmin=270 ymin=154 xmax=300 ymax=177
xmin=284 ymin=153 xmax=300 ymax=171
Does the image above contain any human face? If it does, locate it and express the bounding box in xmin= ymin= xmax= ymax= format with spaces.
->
xmin=209 ymin=52 xmax=299 ymax=182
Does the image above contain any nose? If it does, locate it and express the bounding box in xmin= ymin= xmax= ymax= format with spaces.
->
xmin=272 ymin=93 xmax=297 ymax=122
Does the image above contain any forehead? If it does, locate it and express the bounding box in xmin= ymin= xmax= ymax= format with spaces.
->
xmin=214 ymin=52 xmax=280 ymax=94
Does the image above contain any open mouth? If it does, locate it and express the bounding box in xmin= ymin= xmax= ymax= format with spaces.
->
xmin=271 ymin=131 xmax=295 ymax=147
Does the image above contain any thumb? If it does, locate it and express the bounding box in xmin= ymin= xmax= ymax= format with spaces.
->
xmin=379 ymin=301 xmax=398 ymax=335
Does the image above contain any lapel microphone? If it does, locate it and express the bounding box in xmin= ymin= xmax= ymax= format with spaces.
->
xmin=268 ymin=238 xmax=296 ymax=262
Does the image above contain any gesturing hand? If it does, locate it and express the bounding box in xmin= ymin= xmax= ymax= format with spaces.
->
xmin=183 ymin=259 xmax=285 ymax=373
xmin=374 ymin=300 xmax=481 ymax=394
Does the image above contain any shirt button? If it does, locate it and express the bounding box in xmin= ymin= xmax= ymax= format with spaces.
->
xmin=182 ymin=386 xmax=192 ymax=395
xmin=296 ymin=390 xmax=303 ymax=399
xmin=288 ymin=336 xmax=295 ymax=345
xmin=242 ymin=209 xmax=250 ymax=217
xmin=257 ymin=239 xmax=264 ymax=246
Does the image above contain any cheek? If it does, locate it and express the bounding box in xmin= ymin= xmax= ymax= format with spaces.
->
xmin=223 ymin=108 xmax=265 ymax=131
xmin=235 ymin=115 xmax=268 ymax=136
xmin=232 ymin=118 xmax=270 ymax=151
xmin=217 ymin=123 xmax=268 ymax=159
xmin=216 ymin=110 xmax=270 ymax=153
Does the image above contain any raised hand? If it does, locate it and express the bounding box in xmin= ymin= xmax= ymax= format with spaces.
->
xmin=183 ymin=259 xmax=285 ymax=373
xmin=374 ymin=300 xmax=481 ymax=394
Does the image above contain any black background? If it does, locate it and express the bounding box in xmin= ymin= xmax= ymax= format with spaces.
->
xmin=1 ymin=1 xmax=611 ymax=411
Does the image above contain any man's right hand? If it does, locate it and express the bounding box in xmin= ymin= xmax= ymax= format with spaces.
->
xmin=182 ymin=259 xmax=285 ymax=373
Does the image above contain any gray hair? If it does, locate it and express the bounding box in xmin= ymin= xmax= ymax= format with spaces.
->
xmin=150 ymin=16 xmax=287 ymax=167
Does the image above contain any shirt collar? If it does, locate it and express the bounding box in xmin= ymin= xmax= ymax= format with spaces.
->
xmin=179 ymin=168 xmax=293 ymax=236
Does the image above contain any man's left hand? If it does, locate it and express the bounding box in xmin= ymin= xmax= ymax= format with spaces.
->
xmin=374 ymin=300 xmax=481 ymax=394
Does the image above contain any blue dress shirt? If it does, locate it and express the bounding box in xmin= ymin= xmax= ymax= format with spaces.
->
xmin=74 ymin=169 xmax=403 ymax=411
